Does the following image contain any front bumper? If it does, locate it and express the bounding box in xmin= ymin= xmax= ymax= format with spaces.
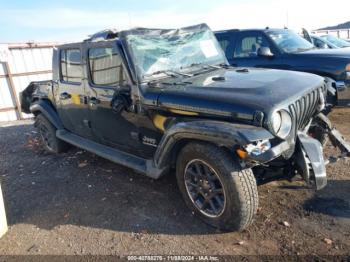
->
xmin=247 ymin=113 xmax=349 ymax=190
xmin=247 ymin=135 xmax=327 ymax=190
xmin=246 ymin=140 xmax=292 ymax=164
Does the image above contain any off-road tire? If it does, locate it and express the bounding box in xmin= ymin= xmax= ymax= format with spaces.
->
xmin=176 ymin=142 xmax=258 ymax=231
xmin=35 ymin=114 xmax=70 ymax=153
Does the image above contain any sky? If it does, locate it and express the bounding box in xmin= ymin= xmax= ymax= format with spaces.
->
xmin=0 ymin=0 xmax=349 ymax=43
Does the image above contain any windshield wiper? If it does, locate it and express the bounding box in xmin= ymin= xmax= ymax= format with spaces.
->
xmin=185 ymin=63 xmax=230 ymax=76
xmin=188 ymin=62 xmax=220 ymax=69
xmin=144 ymin=70 xmax=192 ymax=78
xmin=162 ymin=81 xmax=192 ymax=86
xmin=188 ymin=62 xmax=231 ymax=70
xmin=147 ymin=80 xmax=192 ymax=88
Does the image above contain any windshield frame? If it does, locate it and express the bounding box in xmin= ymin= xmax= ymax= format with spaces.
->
xmin=267 ymin=29 xmax=315 ymax=53
xmin=119 ymin=24 xmax=228 ymax=83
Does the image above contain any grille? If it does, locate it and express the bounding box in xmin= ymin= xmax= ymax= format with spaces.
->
xmin=289 ymin=86 xmax=324 ymax=132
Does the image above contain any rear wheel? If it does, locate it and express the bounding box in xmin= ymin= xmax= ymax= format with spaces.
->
xmin=35 ymin=114 xmax=70 ymax=153
xmin=176 ymin=142 xmax=258 ymax=231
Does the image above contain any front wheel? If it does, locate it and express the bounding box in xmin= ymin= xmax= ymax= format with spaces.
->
xmin=176 ymin=142 xmax=259 ymax=231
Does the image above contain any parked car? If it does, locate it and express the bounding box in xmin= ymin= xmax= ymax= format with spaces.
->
xmin=311 ymin=35 xmax=338 ymax=49
xmin=20 ymin=24 xmax=350 ymax=231
xmin=321 ymin=35 xmax=350 ymax=48
xmin=215 ymin=28 xmax=350 ymax=107
xmin=302 ymin=29 xmax=338 ymax=49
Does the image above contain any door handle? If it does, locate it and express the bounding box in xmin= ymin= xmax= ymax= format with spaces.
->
xmin=60 ymin=92 xmax=71 ymax=100
xmin=89 ymin=97 xmax=100 ymax=106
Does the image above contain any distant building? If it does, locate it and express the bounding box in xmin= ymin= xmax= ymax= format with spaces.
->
xmin=313 ymin=21 xmax=350 ymax=40
xmin=312 ymin=28 xmax=350 ymax=40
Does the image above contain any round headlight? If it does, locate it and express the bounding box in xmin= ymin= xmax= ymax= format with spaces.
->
xmin=271 ymin=111 xmax=282 ymax=133
xmin=271 ymin=110 xmax=292 ymax=139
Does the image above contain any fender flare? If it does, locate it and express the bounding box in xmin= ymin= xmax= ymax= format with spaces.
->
xmin=30 ymin=100 xmax=64 ymax=130
xmin=154 ymin=120 xmax=274 ymax=168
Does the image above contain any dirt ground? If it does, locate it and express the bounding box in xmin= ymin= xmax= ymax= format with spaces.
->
xmin=0 ymin=108 xmax=349 ymax=258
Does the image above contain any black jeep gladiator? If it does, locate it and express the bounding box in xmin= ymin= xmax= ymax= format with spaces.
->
xmin=215 ymin=28 xmax=350 ymax=107
xmin=20 ymin=24 xmax=350 ymax=231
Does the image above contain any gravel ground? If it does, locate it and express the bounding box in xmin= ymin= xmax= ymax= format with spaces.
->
xmin=0 ymin=108 xmax=349 ymax=258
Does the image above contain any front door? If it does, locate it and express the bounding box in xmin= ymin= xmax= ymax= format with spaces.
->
xmin=56 ymin=45 xmax=93 ymax=138
xmin=84 ymin=41 xmax=143 ymax=153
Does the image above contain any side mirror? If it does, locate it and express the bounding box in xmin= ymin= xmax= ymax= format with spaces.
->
xmin=257 ymin=47 xmax=274 ymax=57
xmin=111 ymin=87 xmax=131 ymax=113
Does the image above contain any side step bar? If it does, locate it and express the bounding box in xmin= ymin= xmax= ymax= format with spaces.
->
xmin=56 ymin=130 xmax=166 ymax=179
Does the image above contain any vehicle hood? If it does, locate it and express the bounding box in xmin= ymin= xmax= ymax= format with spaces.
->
xmin=156 ymin=68 xmax=324 ymax=122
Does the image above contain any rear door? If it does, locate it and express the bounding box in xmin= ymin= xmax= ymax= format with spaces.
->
xmin=56 ymin=45 xmax=93 ymax=138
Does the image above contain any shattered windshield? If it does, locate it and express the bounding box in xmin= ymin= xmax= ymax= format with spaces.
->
xmin=122 ymin=25 xmax=227 ymax=80
xmin=268 ymin=30 xmax=314 ymax=53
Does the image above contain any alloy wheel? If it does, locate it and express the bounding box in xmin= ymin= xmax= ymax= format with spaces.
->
xmin=184 ymin=159 xmax=226 ymax=218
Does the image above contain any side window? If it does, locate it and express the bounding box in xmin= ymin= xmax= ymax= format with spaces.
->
xmin=88 ymin=46 xmax=125 ymax=86
xmin=234 ymin=34 xmax=270 ymax=58
xmin=60 ymin=49 xmax=82 ymax=83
